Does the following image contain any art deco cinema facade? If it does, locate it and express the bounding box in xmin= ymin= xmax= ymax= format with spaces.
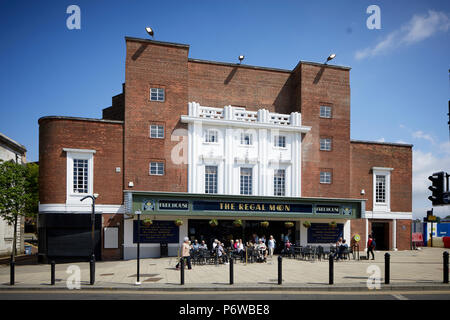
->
xmin=38 ymin=37 xmax=412 ymax=261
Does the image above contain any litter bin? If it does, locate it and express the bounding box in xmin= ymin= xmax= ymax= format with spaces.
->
xmin=24 ymin=245 xmax=32 ymax=255
xmin=160 ymin=242 xmax=168 ymax=258
xmin=443 ymin=237 xmax=450 ymax=249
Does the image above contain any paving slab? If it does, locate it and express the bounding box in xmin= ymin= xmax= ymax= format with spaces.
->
xmin=0 ymin=247 xmax=448 ymax=292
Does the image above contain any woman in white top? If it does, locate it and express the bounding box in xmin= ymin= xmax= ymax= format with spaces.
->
xmin=268 ymin=235 xmax=276 ymax=258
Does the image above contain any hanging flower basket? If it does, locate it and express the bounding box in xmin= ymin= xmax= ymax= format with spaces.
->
xmin=233 ymin=219 xmax=243 ymax=227
xmin=209 ymin=219 xmax=218 ymax=227
xmin=260 ymin=221 xmax=269 ymax=228
xmin=143 ymin=219 xmax=153 ymax=226
xmin=285 ymin=222 xmax=294 ymax=228
xmin=302 ymin=221 xmax=311 ymax=228
xmin=174 ymin=219 xmax=183 ymax=226
xmin=329 ymin=221 xmax=337 ymax=228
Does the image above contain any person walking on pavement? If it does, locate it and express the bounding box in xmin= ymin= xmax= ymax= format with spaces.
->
xmin=367 ymin=235 xmax=376 ymax=260
xmin=176 ymin=237 xmax=192 ymax=270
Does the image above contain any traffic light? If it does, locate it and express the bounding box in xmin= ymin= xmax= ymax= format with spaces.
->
xmin=428 ymin=172 xmax=445 ymax=205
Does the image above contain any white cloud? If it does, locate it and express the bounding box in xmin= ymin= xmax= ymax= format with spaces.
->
xmin=355 ymin=10 xmax=450 ymax=60
xmin=412 ymin=130 xmax=435 ymax=144
xmin=376 ymin=137 xmax=385 ymax=142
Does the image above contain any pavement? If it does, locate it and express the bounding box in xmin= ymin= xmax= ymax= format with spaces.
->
xmin=0 ymin=247 xmax=449 ymax=292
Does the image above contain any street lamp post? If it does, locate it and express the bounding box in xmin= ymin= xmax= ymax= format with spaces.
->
xmin=80 ymin=193 xmax=98 ymax=285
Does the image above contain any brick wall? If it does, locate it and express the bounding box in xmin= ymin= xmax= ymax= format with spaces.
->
xmin=188 ymin=61 xmax=293 ymax=114
xmin=101 ymin=213 xmax=124 ymax=260
xmin=39 ymin=118 xmax=124 ymax=205
xmin=298 ymin=63 xmax=351 ymax=198
xmin=124 ymin=38 xmax=189 ymax=192
xmin=350 ymin=142 xmax=412 ymax=212
xmin=350 ymin=219 xmax=366 ymax=251
xmin=397 ymin=219 xmax=412 ymax=250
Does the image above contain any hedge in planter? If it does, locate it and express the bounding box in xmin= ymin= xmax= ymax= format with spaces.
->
xmin=175 ymin=219 xmax=183 ymax=226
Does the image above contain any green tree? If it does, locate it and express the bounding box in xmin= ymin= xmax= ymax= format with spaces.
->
xmin=24 ymin=162 xmax=39 ymax=219
xmin=0 ymin=160 xmax=33 ymax=261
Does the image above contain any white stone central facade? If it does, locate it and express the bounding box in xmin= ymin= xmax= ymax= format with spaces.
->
xmin=181 ymin=102 xmax=311 ymax=197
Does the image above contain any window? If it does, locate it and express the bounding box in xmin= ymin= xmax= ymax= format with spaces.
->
xmin=320 ymin=106 xmax=332 ymax=118
xmin=73 ymin=159 xmax=88 ymax=193
xmin=204 ymin=129 xmax=218 ymax=143
xmin=240 ymin=167 xmax=253 ymax=195
xmin=320 ymin=171 xmax=332 ymax=184
xmin=372 ymin=167 xmax=392 ymax=212
xmin=205 ymin=166 xmax=218 ymax=194
xmin=150 ymin=124 xmax=164 ymax=138
xmin=63 ymin=148 xmax=95 ymax=203
xmin=320 ymin=138 xmax=332 ymax=151
xmin=375 ymin=175 xmax=386 ymax=203
xmin=274 ymin=135 xmax=286 ymax=148
xmin=150 ymin=88 xmax=165 ymax=102
xmin=240 ymin=133 xmax=253 ymax=145
xmin=274 ymin=169 xmax=286 ymax=196
xmin=149 ymin=162 xmax=164 ymax=175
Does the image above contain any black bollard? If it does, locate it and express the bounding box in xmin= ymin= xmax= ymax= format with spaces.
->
xmin=329 ymin=254 xmax=334 ymax=285
xmin=444 ymin=251 xmax=449 ymax=284
xmin=51 ymin=261 xmax=55 ymax=285
xmin=90 ymin=256 xmax=95 ymax=285
xmin=180 ymin=258 xmax=185 ymax=285
xmin=278 ymin=255 xmax=282 ymax=285
xmin=230 ymin=257 xmax=234 ymax=285
xmin=10 ymin=260 xmax=15 ymax=285
xmin=385 ymin=253 xmax=390 ymax=285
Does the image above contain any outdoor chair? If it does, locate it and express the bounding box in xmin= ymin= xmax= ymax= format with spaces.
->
xmin=316 ymin=246 xmax=324 ymax=261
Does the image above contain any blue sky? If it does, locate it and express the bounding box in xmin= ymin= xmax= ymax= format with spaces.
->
xmin=0 ymin=0 xmax=449 ymax=218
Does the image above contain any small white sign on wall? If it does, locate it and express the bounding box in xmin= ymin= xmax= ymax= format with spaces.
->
xmin=104 ymin=227 xmax=119 ymax=249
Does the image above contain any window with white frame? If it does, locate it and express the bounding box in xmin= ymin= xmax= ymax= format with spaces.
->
xmin=320 ymin=138 xmax=332 ymax=151
xmin=320 ymin=105 xmax=332 ymax=118
xmin=240 ymin=132 xmax=253 ymax=145
xmin=149 ymin=162 xmax=164 ymax=175
xmin=204 ymin=129 xmax=218 ymax=143
xmin=150 ymin=124 xmax=164 ymax=138
xmin=63 ymin=148 xmax=95 ymax=203
xmin=274 ymin=135 xmax=286 ymax=148
xmin=274 ymin=169 xmax=286 ymax=196
xmin=240 ymin=167 xmax=253 ymax=195
xmin=204 ymin=166 xmax=218 ymax=194
xmin=372 ymin=167 xmax=392 ymax=212
xmin=375 ymin=175 xmax=386 ymax=203
xmin=150 ymin=88 xmax=165 ymax=102
xmin=73 ymin=159 xmax=89 ymax=193
xmin=320 ymin=171 xmax=332 ymax=184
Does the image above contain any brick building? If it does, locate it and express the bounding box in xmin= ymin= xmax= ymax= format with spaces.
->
xmin=38 ymin=37 xmax=412 ymax=261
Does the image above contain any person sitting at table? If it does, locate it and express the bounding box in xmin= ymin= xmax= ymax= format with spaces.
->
xmin=192 ymin=239 xmax=200 ymax=251
xmin=256 ymin=239 xmax=267 ymax=262
xmin=335 ymin=239 xmax=349 ymax=261
xmin=199 ymin=240 xmax=208 ymax=250
xmin=229 ymin=239 xmax=234 ymax=251
xmin=218 ymin=242 xmax=228 ymax=264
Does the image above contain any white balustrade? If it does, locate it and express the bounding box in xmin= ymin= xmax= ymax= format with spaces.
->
xmin=188 ymin=102 xmax=302 ymax=127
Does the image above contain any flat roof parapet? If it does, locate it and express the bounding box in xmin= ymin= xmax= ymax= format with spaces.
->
xmin=38 ymin=116 xmax=124 ymax=125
